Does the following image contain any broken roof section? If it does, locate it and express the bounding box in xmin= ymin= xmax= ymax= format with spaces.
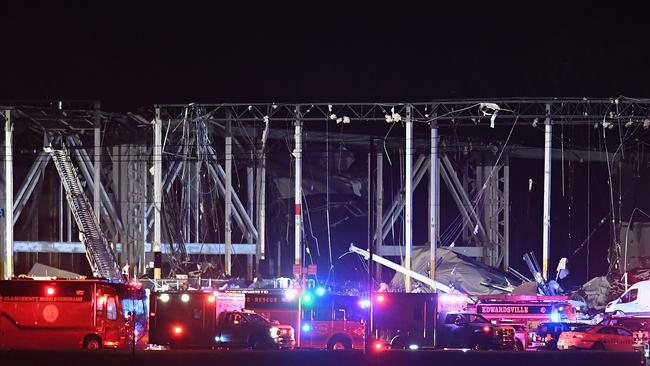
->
xmin=390 ymin=246 xmax=522 ymax=295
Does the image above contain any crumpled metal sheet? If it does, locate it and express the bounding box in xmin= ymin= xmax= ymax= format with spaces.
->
xmin=390 ymin=246 xmax=522 ymax=295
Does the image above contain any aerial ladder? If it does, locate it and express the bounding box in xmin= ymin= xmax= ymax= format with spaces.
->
xmin=45 ymin=141 xmax=126 ymax=283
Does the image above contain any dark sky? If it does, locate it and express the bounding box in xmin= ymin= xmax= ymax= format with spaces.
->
xmin=2 ymin=4 xmax=650 ymax=110
xmin=2 ymin=4 xmax=650 ymax=284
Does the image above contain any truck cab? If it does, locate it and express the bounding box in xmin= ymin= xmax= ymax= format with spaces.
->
xmin=606 ymin=281 xmax=650 ymax=316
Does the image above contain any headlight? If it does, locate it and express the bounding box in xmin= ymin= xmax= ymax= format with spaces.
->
xmin=269 ymin=327 xmax=279 ymax=338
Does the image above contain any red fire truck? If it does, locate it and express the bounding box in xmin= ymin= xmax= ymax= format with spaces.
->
xmin=228 ymin=288 xmax=365 ymax=350
xmin=0 ymin=278 xmax=147 ymax=350
xmin=472 ymin=295 xmax=579 ymax=349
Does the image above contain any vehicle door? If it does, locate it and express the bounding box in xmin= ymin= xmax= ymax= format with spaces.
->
xmin=438 ymin=314 xmax=458 ymax=347
xmin=308 ymin=302 xmax=333 ymax=348
xmin=218 ymin=312 xmax=248 ymax=347
xmin=596 ymin=327 xmax=617 ymax=350
xmin=103 ymin=295 xmax=121 ymax=345
xmin=618 ymin=289 xmax=639 ymax=314
xmin=449 ymin=314 xmax=472 ymax=347
xmin=615 ymin=327 xmax=634 ymax=351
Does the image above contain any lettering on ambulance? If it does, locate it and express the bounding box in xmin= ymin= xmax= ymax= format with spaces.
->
xmin=0 ymin=296 xmax=83 ymax=302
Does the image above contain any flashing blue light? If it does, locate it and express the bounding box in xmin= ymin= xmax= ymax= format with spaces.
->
xmin=550 ymin=310 xmax=560 ymax=323
xmin=359 ymin=299 xmax=370 ymax=309
xmin=316 ymin=287 xmax=326 ymax=296
xmin=302 ymin=323 xmax=311 ymax=332
xmin=303 ymin=294 xmax=313 ymax=303
xmin=409 ymin=344 xmax=419 ymax=350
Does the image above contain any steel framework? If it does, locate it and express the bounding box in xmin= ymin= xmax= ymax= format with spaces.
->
xmin=2 ymin=98 xmax=648 ymax=281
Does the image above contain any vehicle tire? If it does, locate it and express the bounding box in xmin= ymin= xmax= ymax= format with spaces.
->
xmin=592 ymin=342 xmax=605 ymax=350
xmin=83 ymin=335 xmax=102 ymax=350
xmin=327 ymin=336 xmax=352 ymax=351
xmin=516 ymin=339 xmax=524 ymax=351
xmin=249 ymin=334 xmax=274 ymax=350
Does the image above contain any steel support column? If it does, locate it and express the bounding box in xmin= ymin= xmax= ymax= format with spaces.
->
xmin=256 ymin=118 xmax=269 ymax=271
xmin=93 ymin=102 xmax=101 ymax=226
xmin=405 ymin=105 xmax=413 ymax=292
xmin=542 ymin=104 xmax=552 ymax=280
xmin=375 ymin=148 xmax=383 ymax=280
xmin=247 ymin=165 xmax=254 ymax=281
xmin=153 ymin=107 xmax=162 ymax=280
xmin=224 ymin=111 xmax=233 ymax=276
xmin=3 ymin=110 xmax=13 ymax=279
xmin=430 ymin=119 xmax=439 ymax=283
xmin=293 ymin=106 xmax=302 ymax=268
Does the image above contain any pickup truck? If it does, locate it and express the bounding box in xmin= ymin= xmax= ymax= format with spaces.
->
xmin=215 ymin=310 xmax=294 ymax=349
xmin=438 ymin=311 xmax=517 ymax=350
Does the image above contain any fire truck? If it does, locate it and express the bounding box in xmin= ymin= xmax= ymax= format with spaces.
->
xmin=0 ymin=278 xmax=146 ymax=349
xmin=472 ymin=295 xmax=579 ymax=349
xmin=0 ymin=141 xmax=148 ymax=351
xmin=227 ymin=288 xmax=365 ymax=350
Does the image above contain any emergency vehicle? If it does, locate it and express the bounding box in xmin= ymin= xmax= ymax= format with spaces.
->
xmin=0 ymin=279 xmax=146 ymax=350
xmin=473 ymin=295 xmax=578 ymax=349
xmin=227 ymin=288 xmax=365 ymax=350
xmin=557 ymin=325 xmax=635 ymax=351
xmin=372 ymin=292 xmax=516 ymax=350
xmin=149 ymin=290 xmax=294 ymax=349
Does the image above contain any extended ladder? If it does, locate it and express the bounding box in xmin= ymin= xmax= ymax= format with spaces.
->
xmin=45 ymin=143 xmax=125 ymax=282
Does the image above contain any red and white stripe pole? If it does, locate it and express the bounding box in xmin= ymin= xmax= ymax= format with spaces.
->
xmin=293 ymin=106 xmax=303 ymax=347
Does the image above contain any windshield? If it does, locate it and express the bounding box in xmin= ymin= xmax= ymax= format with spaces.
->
xmin=242 ymin=313 xmax=271 ymax=325
xmin=120 ymin=294 xmax=147 ymax=340
xmin=574 ymin=326 xmax=593 ymax=333
xmin=467 ymin=314 xmax=490 ymax=323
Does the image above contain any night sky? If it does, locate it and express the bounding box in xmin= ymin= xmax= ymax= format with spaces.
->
xmin=2 ymin=4 xmax=650 ymax=286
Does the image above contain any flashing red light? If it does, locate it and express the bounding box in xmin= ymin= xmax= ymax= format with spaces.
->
xmin=173 ymin=326 xmax=183 ymax=335
xmin=374 ymin=342 xmax=383 ymax=350
xmin=45 ymin=287 xmax=55 ymax=296
xmin=208 ymin=295 xmax=216 ymax=303
xmin=376 ymin=295 xmax=385 ymax=303
xmin=483 ymin=326 xmax=491 ymax=333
